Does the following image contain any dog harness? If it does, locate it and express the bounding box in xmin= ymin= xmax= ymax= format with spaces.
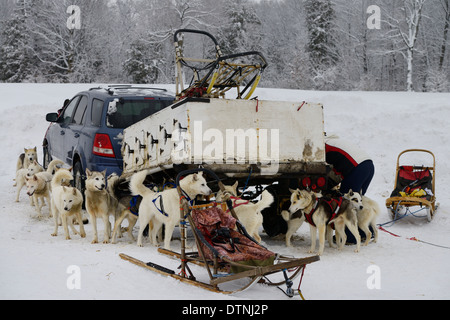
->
xmin=153 ymin=194 xmax=169 ymax=217
xmin=128 ymin=196 xmax=140 ymax=217
xmin=304 ymin=196 xmax=343 ymax=228
xmin=225 ymin=196 xmax=250 ymax=213
xmin=304 ymin=198 xmax=320 ymax=227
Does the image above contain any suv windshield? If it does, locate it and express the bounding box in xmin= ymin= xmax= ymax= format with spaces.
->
xmin=106 ymin=99 xmax=173 ymax=128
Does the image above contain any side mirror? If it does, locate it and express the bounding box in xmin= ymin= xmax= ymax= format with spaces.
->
xmin=46 ymin=113 xmax=59 ymax=122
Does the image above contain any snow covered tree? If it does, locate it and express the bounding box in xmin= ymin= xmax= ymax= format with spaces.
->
xmin=383 ymin=0 xmax=428 ymax=92
xmin=438 ymin=0 xmax=450 ymax=71
xmin=124 ymin=40 xmax=161 ymax=84
xmin=218 ymin=0 xmax=262 ymax=54
xmin=0 ymin=0 xmax=447 ymax=90
xmin=304 ymin=0 xmax=339 ymax=89
xmin=0 ymin=0 xmax=35 ymax=82
xmin=304 ymin=0 xmax=338 ymax=69
xmin=0 ymin=17 xmax=28 ymax=81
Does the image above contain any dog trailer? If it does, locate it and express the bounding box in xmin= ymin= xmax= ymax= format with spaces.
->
xmin=120 ymin=29 xmax=328 ymax=185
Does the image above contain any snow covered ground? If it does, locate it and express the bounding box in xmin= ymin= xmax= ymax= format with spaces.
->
xmin=0 ymin=83 xmax=449 ymax=301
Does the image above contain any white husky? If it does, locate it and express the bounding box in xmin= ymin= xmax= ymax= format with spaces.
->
xmin=16 ymin=159 xmax=63 ymax=204
xmin=14 ymin=147 xmax=39 ymax=188
xmin=16 ymin=147 xmax=38 ymax=172
xmin=85 ymin=169 xmax=125 ymax=244
xmin=15 ymin=160 xmax=43 ymax=204
xmin=345 ymin=190 xmax=380 ymax=246
xmin=51 ymin=169 xmax=86 ymax=240
xmin=215 ymin=182 xmax=274 ymax=243
xmin=130 ymin=170 xmax=212 ymax=249
xmin=25 ymin=174 xmax=51 ymax=218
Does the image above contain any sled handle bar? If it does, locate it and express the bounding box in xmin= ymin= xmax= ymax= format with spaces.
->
xmin=174 ymin=29 xmax=220 ymax=46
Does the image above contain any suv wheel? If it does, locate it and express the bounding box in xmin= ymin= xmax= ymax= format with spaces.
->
xmin=43 ymin=146 xmax=52 ymax=169
xmin=73 ymin=161 xmax=86 ymax=198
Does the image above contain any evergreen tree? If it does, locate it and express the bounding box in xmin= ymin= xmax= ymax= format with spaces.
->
xmin=218 ymin=0 xmax=262 ymax=54
xmin=304 ymin=0 xmax=339 ymax=69
xmin=123 ymin=40 xmax=161 ymax=84
xmin=0 ymin=0 xmax=34 ymax=82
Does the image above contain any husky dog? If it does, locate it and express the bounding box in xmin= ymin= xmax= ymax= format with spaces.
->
xmin=345 ymin=190 xmax=380 ymax=246
xmin=288 ymin=189 xmax=360 ymax=255
xmin=111 ymin=201 xmax=139 ymax=244
xmin=24 ymin=160 xmax=66 ymax=216
xmin=130 ymin=170 xmax=212 ymax=249
xmin=27 ymin=159 xmax=65 ymax=185
xmin=110 ymin=173 xmax=139 ymax=244
xmin=85 ymin=169 xmax=125 ymax=244
xmin=215 ymin=182 xmax=274 ymax=243
xmin=51 ymin=169 xmax=86 ymax=240
xmin=281 ymin=208 xmax=305 ymax=247
xmin=15 ymin=159 xmax=64 ymax=204
xmin=15 ymin=167 xmax=34 ymax=203
xmin=25 ymin=174 xmax=51 ymax=218
xmin=16 ymin=147 xmax=38 ymax=173
xmin=26 ymin=160 xmax=44 ymax=178
xmin=14 ymin=147 xmax=38 ymax=187
xmin=15 ymin=160 xmax=42 ymax=204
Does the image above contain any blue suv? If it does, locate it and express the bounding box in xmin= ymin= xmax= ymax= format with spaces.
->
xmin=43 ymin=85 xmax=174 ymax=193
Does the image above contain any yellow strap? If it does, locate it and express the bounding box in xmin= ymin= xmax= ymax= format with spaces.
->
xmin=207 ymin=72 xmax=219 ymax=94
xmin=244 ymin=75 xmax=261 ymax=100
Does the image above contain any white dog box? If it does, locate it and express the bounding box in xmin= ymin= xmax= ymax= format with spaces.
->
xmin=121 ymin=98 xmax=326 ymax=178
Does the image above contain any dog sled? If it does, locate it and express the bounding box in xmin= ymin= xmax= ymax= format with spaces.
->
xmin=120 ymin=168 xmax=319 ymax=296
xmin=174 ymin=29 xmax=268 ymax=101
xmin=385 ymin=149 xmax=438 ymax=222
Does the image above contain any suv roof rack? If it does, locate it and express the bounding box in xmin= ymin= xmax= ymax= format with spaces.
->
xmin=89 ymin=85 xmax=168 ymax=95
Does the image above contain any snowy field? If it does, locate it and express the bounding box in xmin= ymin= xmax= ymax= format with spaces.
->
xmin=0 ymin=83 xmax=449 ymax=301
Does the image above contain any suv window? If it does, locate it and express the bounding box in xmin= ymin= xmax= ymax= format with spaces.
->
xmin=72 ymin=96 xmax=88 ymax=125
xmin=91 ymin=99 xmax=104 ymax=127
xmin=106 ymin=99 xmax=173 ymax=129
xmin=61 ymin=96 xmax=81 ymax=124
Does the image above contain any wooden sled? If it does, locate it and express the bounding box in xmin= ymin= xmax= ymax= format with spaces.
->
xmin=120 ymin=168 xmax=319 ymax=296
xmin=385 ymin=149 xmax=438 ymax=222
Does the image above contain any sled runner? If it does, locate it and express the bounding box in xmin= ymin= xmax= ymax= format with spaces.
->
xmin=120 ymin=168 xmax=319 ymax=296
xmin=174 ymin=29 xmax=268 ymax=100
xmin=385 ymin=149 xmax=438 ymax=222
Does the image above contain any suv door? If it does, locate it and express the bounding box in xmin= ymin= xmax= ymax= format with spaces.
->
xmin=49 ymin=96 xmax=81 ymax=162
xmin=65 ymin=95 xmax=88 ymax=165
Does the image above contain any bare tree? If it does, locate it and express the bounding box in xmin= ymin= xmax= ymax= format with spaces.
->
xmin=439 ymin=0 xmax=450 ymax=70
xmin=383 ymin=0 xmax=427 ymax=91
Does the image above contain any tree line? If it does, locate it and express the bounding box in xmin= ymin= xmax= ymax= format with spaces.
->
xmin=0 ymin=0 xmax=449 ymax=92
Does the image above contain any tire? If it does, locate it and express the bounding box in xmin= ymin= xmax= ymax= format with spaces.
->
xmin=72 ymin=161 xmax=86 ymax=205
xmin=43 ymin=146 xmax=52 ymax=169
